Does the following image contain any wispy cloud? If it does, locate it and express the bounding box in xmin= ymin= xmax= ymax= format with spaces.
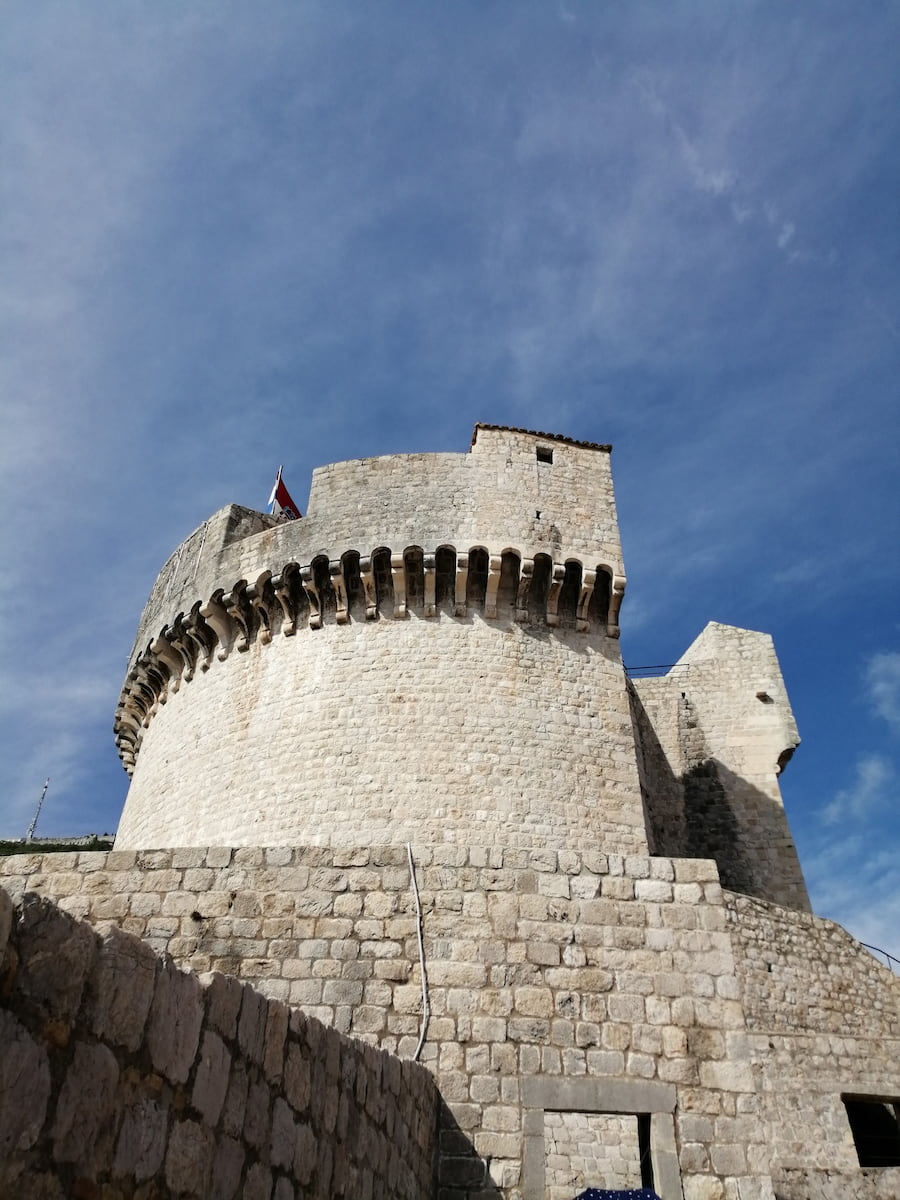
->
xmin=821 ymin=753 xmax=894 ymax=825
xmin=866 ymin=651 xmax=900 ymax=733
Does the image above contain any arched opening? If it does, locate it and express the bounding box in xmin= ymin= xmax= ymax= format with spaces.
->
xmin=312 ymin=555 xmax=336 ymax=621
xmin=589 ymin=567 xmax=612 ymax=629
xmin=341 ymin=551 xmax=365 ymax=620
xmin=466 ymin=547 xmax=489 ymax=612
xmin=527 ymin=553 xmax=552 ymax=623
xmin=435 ymin=546 xmax=456 ymax=612
xmin=558 ymin=560 xmax=583 ymax=629
xmin=404 ymin=546 xmax=425 ymax=614
xmin=497 ymin=551 xmax=521 ymax=617
xmin=372 ymin=547 xmax=394 ymax=617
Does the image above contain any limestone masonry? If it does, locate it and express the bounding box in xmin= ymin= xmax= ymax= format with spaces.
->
xmin=2 ymin=424 xmax=898 ymax=1199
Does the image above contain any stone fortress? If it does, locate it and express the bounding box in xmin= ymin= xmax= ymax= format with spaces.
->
xmin=1 ymin=424 xmax=898 ymax=1199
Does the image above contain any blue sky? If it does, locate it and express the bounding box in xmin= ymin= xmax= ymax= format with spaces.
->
xmin=2 ymin=3 xmax=898 ymax=959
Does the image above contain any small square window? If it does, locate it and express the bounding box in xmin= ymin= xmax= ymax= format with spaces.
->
xmin=536 ymin=446 xmax=553 ymax=464
xmin=844 ymin=1096 xmax=900 ymax=1167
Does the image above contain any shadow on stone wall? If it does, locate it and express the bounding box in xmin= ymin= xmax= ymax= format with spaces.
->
xmin=631 ymin=687 xmax=809 ymax=909
xmin=0 ymin=889 xmax=504 ymax=1199
xmin=437 ymin=1099 xmax=504 ymax=1197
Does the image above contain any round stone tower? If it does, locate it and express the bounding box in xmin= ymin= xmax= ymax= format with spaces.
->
xmin=113 ymin=425 xmax=641 ymax=851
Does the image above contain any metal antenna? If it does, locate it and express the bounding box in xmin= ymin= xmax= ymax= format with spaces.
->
xmin=26 ymin=777 xmax=50 ymax=841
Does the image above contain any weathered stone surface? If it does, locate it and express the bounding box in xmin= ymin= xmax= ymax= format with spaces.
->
xmin=113 ymin=1098 xmax=167 ymax=1181
xmin=192 ymin=1029 xmax=231 ymax=1125
xmin=16 ymin=892 xmax=97 ymax=1021
xmin=165 ymin=1119 xmax=213 ymax=1195
xmin=51 ymin=1039 xmax=119 ymax=1161
xmin=146 ymin=959 xmax=204 ymax=1084
xmin=88 ymin=923 xmax=157 ymax=1050
xmin=0 ymin=1010 xmax=51 ymax=1155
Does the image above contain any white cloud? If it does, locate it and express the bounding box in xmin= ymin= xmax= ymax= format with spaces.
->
xmin=866 ymin=651 xmax=900 ymax=732
xmin=821 ymin=753 xmax=893 ymax=825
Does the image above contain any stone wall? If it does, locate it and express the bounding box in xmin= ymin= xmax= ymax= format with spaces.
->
xmin=631 ymin=622 xmax=810 ymax=911
xmin=0 ymin=887 xmax=438 ymax=1199
xmin=130 ymin=426 xmax=623 ymax=667
xmin=4 ymin=844 xmax=897 ymax=1199
xmin=115 ymin=616 xmax=646 ymax=853
xmin=726 ymin=892 xmax=900 ymax=1200
xmin=0 ymin=845 xmax=769 ymax=1200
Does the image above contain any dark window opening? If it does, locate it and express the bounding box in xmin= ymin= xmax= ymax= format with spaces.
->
xmin=527 ymin=554 xmax=552 ymax=623
xmin=638 ymin=1113 xmax=654 ymax=1188
xmin=844 ymin=1096 xmax=900 ymax=1167
xmin=466 ymin=547 xmax=489 ymax=612
xmin=312 ymin=556 xmax=336 ymax=619
xmin=558 ymin=560 xmax=582 ymax=629
xmin=497 ymin=551 xmax=520 ymax=615
xmin=404 ymin=547 xmax=425 ymax=614
xmin=435 ymin=546 xmax=456 ymax=611
xmin=536 ymin=445 xmax=553 ymax=464
xmin=342 ymin=551 xmax=364 ymax=618
xmin=372 ymin=548 xmax=394 ymax=616
xmin=588 ymin=568 xmax=611 ymax=629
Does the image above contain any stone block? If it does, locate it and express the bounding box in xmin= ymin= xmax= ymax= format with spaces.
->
xmin=147 ymin=960 xmax=204 ymax=1084
xmin=0 ymin=1010 xmax=51 ymax=1156
xmin=192 ymin=1029 xmax=231 ymax=1125
xmin=166 ymin=1119 xmax=214 ymax=1195
xmin=238 ymin=982 xmax=269 ymax=1064
xmin=113 ymin=1098 xmax=167 ymax=1181
xmin=210 ymin=1134 xmax=245 ymax=1199
xmin=51 ymin=1040 xmax=119 ymax=1161
xmin=262 ymin=999 xmax=290 ymax=1084
xmin=88 ymin=924 xmax=157 ymax=1051
xmin=16 ymin=892 xmax=97 ymax=1022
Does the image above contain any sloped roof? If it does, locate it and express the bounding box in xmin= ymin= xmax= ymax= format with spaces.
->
xmin=472 ymin=423 xmax=611 ymax=452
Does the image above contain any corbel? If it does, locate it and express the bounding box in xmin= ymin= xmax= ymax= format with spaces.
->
xmin=200 ymin=593 xmax=237 ymax=660
xmin=515 ymin=558 xmax=533 ymax=623
xmin=300 ymin=566 xmax=322 ymax=630
xmin=150 ymin=630 xmax=185 ymax=694
xmin=484 ymin=555 xmax=503 ymax=619
xmin=545 ymin=563 xmax=566 ymax=627
xmin=247 ymin=571 xmax=275 ymax=645
xmin=608 ymin=573 xmax=626 ymax=638
xmin=183 ymin=605 xmax=216 ymax=671
xmin=454 ymin=553 xmax=469 ymax=617
xmin=167 ymin=615 xmax=197 ymax=682
xmin=359 ymin=556 xmax=378 ymax=620
xmin=330 ymin=560 xmax=349 ymax=624
xmin=390 ymin=554 xmax=407 ymax=619
xmin=222 ymin=582 xmax=254 ymax=652
xmin=272 ymin=565 xmax=299 ymax=636
xmin=423 ymin=554 xmax=436 ymax=618
xmin=577 ymin=570 xmax=596 ymax=633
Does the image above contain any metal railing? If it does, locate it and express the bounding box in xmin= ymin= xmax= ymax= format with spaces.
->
xmin=860 ymin=942 xmax=900 ymax=973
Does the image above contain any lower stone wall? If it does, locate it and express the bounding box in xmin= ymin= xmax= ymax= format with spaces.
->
xmin=0 ymin=888 xmax=438 ymax=1199
xmin=3 ymin=845 xmax=899 ymax=1200
xmin=726 ymin=893 xmax=900 ymax=1199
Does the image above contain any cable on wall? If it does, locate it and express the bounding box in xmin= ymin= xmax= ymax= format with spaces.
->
xmin=406 ymin=842 xmax=430 ymax=1061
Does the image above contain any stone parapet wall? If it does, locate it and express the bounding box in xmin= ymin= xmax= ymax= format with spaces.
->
xmin=0 ymin=845 xmax=772 ymax=1200
xmin=5 ymin=845 xmax=898 ymax=1198
xmin=0 ymin=887 xmax=438 ymax=1199
xmin=131 ymin=427 xmax=623 ymax=670
xmin=725 ymin=892 xmax=900 ymax=1194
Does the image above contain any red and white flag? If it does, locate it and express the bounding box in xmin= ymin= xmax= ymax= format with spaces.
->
xmin=267 ymin=467 xmax=301 ymax=520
